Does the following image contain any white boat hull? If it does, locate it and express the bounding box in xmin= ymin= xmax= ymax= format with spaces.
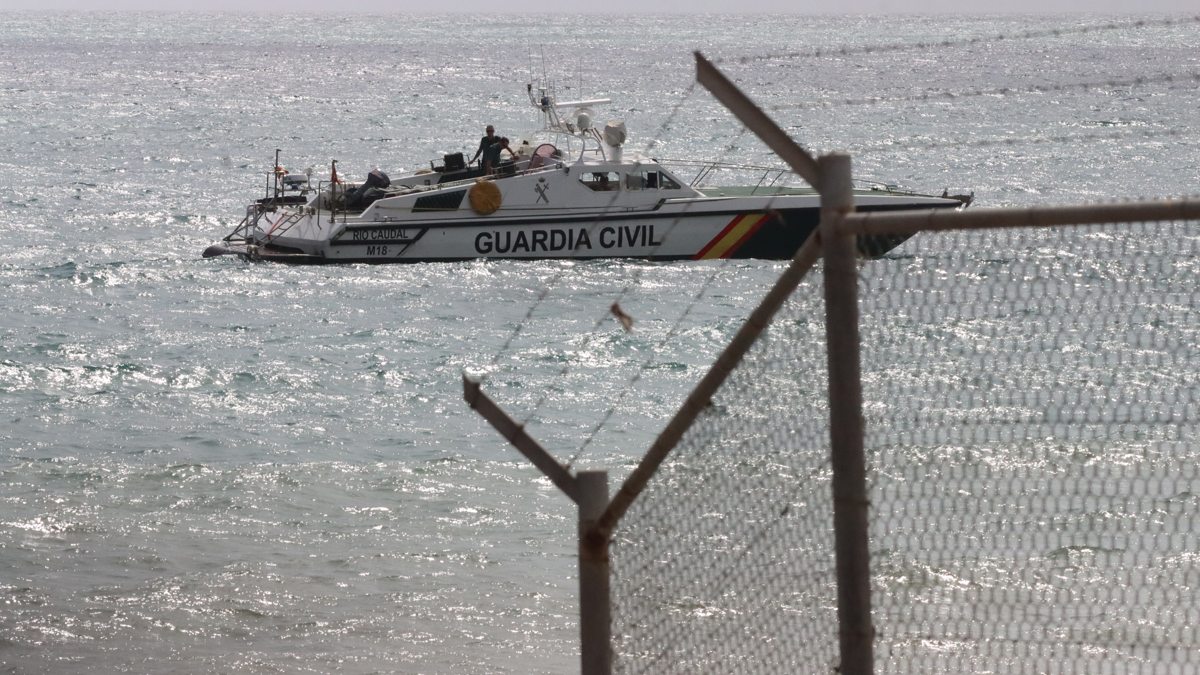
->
xmin=220 ymin=192 xmax=954 ymax=264
xmin=208 ymin=120 xmax=967 ymax=265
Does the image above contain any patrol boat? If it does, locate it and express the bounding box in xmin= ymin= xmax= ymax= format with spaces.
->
xmin=203 ymin=86 xmax=969 ymax=264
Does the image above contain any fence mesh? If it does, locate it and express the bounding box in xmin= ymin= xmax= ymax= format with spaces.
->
xmin=611 ymin=216 xmax=1200 ymax=673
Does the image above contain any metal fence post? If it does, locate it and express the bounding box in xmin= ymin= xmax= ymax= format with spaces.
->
xmin=578 ymin=471 xmax=612 ymax=675
xmin=819 ymin=152 xmax=874 ymax=675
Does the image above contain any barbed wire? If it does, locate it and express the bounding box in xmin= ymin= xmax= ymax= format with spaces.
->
xmin=560 ymin=125 xmax=793 ymax=470
xmin=481 ymin=82 xmax=761 ymax=460
xmin=770 ymin=71 xmax=1200 ymax=112
xmin=481 ymin=83 xmax=700 ymax=378
xmin=477 ymin=17 xmax=1199 ymax=472
xmin=563 ymin=219 xmax=746 ymax=469
xmin=477 ymin=77 xmax=1197 ymax=470
xmin=478 ymin=106 xmax=786 ymax=472
xmin=714 ymin=15 xmax=1200 ymax=66
xmin=520 ymin=129 xmax=769 ymax=464
xmin=852 ymin=126 xmax=1196 ymax=157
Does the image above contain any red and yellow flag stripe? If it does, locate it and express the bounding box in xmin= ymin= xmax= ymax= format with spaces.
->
xmin=694 ymin=212 xmax=770 ymax=260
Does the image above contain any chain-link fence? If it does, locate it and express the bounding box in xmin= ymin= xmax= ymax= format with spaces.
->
xmin=610 ymin=208 xmax=1200 ymax=673
xmin=465 ymin=48 xmax=1200 ymax=674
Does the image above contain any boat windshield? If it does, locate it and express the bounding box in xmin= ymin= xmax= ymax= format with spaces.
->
xmin=580 ymin=171 xmax=620 ymax=191
xmin=625 ymin=168 xmax=682 ymax=191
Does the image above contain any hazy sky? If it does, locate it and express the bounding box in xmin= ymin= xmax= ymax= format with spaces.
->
xmin=4 ymin=0 xmax=1196 ymax=12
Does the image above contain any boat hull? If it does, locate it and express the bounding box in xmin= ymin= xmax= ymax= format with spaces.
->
xmin=211 ymin=89 xmax=970 ymax=265
xmin=227 ymin=199 xmax=949 ymax=264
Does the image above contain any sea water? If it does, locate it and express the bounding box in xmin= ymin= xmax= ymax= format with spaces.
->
xmin=1 ymin=12 xmax=1197 ymax=673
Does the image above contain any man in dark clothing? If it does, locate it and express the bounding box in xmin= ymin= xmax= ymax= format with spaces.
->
xmin=483 ymin=137 xmax=516 ymax=175
xmin=470 ymin=125 xmax=497 ymax=168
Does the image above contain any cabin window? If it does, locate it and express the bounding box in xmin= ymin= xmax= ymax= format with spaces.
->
xmin=625 ymin=170 xmax=681 ymax=190
xmin=581 ymin=171 xmax=620 ymax=191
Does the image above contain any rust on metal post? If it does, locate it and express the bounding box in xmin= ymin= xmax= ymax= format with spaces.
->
xmin=462 ymin=375 xmax=580 ymax=503
xmin=820 ymin=153 xmax=874 ymax=675
xmin=577 ymin=471 xmax=612 ymax=675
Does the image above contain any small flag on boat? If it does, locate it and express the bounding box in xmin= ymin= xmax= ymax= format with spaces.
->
xmin=330 ymin=160 xmax=340 ymax=184
xmin=610 ymin=302 xmax=634 ymax=332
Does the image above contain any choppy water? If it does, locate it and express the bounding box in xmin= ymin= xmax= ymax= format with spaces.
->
xmin=1 ymin=11 xmax=1198 ymax=673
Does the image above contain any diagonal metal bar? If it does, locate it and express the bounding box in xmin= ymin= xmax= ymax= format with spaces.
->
xmin=463 ymin=375 xmax=580 ymax=504
xmin=694 ymin=51 xmax=822 ymax=188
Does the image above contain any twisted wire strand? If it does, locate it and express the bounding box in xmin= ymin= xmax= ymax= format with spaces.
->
xmin=479 ymin=98 xmax=790 ymax=473
xmin=477 ymin=13 xmax=1198 ymax=378
xmin=479 ymin=86 xmax=789 ymax=470
xmin=476 ymin=18 xmax=1200 ymax=469
xmin=713 ymin=15 xmax=1200 ymax=66
xmin=852 ymin=126 xmax=1196 ymax=157
xmin=480 ymin=82 xmax=700 ymax=379
xmin=770 ymin=72 xmax=1200 ymax=112
xmin=533 ymin=128 xmax=765 ymax=467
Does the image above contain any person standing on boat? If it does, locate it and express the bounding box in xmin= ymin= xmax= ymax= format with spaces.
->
xmin=470 ymin=125 xmax=498 ymax=168
xmin=483 ymin=137 xmax=517 ymax=175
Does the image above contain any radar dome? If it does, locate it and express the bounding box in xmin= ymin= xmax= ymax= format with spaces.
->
xmin=603 ymin=121 xmax=627 ymax=147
